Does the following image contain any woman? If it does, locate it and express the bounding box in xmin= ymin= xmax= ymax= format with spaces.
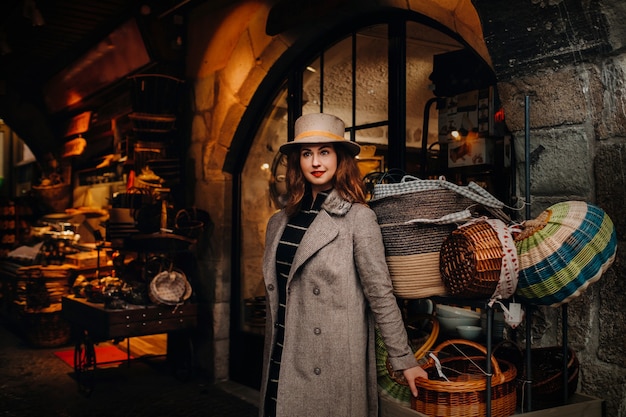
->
xmin=260 ymin=113 xmax=427 ymax=417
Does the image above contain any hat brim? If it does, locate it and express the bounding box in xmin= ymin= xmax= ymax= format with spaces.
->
xmin=279 ymin=136 xmax=361 ymax=156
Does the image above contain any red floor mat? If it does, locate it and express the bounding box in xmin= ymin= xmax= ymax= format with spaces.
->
xmin=54 ymin=345 xmax=132 ymax=368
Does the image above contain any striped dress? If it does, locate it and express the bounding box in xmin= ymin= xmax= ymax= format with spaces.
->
xmin=263 ymin=190 xmax=329 ymax=417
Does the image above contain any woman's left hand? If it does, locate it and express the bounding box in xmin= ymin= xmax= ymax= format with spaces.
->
xmin=403 ymin=365 xmax=428 ymax=397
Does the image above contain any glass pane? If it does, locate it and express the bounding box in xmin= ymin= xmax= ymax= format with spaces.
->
xmin=307 ymin=37 xmax=353 ymax=126
xmin=405 ymin=21 xmax=462 ymax=177
xmin=303 ymin=56 xmax=321 ymax=113
xmin=356 ymin=25 xmax=388 ymax=129
xmin=239 ymin=85 xmax=289 ymax=334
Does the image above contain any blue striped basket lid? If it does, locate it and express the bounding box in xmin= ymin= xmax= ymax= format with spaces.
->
xmin=514 ymin=201 xmax=617 ymax=307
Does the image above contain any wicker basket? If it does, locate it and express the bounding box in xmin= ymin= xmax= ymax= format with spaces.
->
xmin=370 ymin=176 xmax=509 ymax=299
xmin=14 ymin=265 xmax=73 ymax=310
xmin=32 ymin=183 xmax=72 ymax=213
xmin=375 ymin=314 xmax=440 ymax=405
xmin=149 ymin=268 xmax=192 ymax=306
xmin=440 ymin=218 xmax=519 ymax=299
xmin=369 ymin=189 xmax=473 ymax=298
xmin=493 ymin=342 xmax=579 ymax=411
xmin=440 ymin=220 xmax=503 ymax=297
xmin=514 ymin=201 xmax=617 ymax=306
xmin=529 ymin=346 xmax=579 ymax=409
xmin=20 ymin=304 xmax=71 ymax=348
xmin=411 ymin=339 xmax=517 ymax=417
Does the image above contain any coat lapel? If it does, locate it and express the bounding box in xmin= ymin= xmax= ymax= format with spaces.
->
xmin=263 ymin=213 xmax=288 ymax=292
xmin=289 ymin=210 xmax=338 ymax=281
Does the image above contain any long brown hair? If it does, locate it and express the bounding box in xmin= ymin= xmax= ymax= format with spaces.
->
xmin=283 ymin=143 xmax=367 ymax=217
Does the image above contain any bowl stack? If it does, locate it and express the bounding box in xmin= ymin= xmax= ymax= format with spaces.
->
xmin=435 ymin=304 xmax=481 ymax=337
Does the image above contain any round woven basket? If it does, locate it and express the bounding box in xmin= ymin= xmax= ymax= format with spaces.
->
xmin=514 ymin=201 xmax=617 ymax=306
xmin=32 ymin=183 xmax=72 ymax=213
xmin=440 ymin=220 xmax=504 ymax=298
xmin=149 ymin=269 xmax=192 ymax=305
xmin=370 ymin=189 xmax=474 ymax=298
xmin=412 ymin=339 xmax=517 ymax=417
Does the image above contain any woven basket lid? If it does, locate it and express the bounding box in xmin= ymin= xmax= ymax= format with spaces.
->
xmin=514 ymin=201 xmax=617 ymax=306
xmin=149 ymin=269 xmax=192 ymax=305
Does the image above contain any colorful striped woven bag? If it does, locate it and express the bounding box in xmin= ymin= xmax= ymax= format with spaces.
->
xmin=514 ymin=201 xmax=617 ymax=307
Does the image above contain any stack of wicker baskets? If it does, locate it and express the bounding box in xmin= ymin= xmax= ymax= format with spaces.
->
xmin=15 ymin=265 xmax=74 ymax=347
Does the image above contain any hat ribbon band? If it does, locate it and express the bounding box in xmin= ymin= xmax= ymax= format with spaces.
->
xmin=294 ymin=130 xmax=346 ymax=142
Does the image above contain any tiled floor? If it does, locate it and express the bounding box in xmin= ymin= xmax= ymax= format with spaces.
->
xmin=0 ymin=320 xmax=259 ymax=417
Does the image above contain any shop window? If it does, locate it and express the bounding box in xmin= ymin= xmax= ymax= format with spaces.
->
xmin=238 ymin=19 xmax=469 ymax=335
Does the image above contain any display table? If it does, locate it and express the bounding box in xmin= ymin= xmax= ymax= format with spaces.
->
xmin=62 ymin=295 xmax=197 ymax=340
xmin=61 ymin=295 xmax=198 ymax=395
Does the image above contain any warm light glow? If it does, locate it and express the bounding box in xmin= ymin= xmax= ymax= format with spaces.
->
xmin=494 ymin=107 xmax=505 ymax=123
xmin=450 ymin=130 xmax=461 ymax=140
xmin=306 ymin=66 xmax=317 ymax=73
xmin=261 ymin=163 xmax=270 ymax=171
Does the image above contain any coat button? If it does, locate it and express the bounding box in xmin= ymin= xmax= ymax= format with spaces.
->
xmin=314 ymin=327 xmax=321 ymax=335
xmin=314 ymin=367 xmax=321 ymax=375
xmin=267 ymin=284 xmax=275 ymax=291
xmin=313 ymin=287 xmax=320 ymax=295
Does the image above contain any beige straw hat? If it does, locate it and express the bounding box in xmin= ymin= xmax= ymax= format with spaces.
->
xmin=279 ymin=113 xmax=361 ymax=156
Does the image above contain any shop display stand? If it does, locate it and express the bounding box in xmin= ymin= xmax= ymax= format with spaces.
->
xmin=62 ymin=232 xmax=198 ymax=396
xmin=429 ymin=297 xmax=570 ymax=416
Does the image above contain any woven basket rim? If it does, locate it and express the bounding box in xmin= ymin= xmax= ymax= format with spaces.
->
xmin=415 ymin=339 xmax=517 ymax=391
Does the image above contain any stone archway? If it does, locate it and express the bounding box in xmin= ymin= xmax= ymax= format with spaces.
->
xmin=186 ymin=0 xmax=493 ymax=382
xmin=189 ymin=0 xmax=490 ymax=176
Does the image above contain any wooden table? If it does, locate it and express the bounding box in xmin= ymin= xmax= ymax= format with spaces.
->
xmin=61 ymin=295 xmax=198 ymax=395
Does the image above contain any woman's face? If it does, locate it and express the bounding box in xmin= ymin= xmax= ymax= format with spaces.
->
xmin=300 ymin=144 xmax=337 ymax=195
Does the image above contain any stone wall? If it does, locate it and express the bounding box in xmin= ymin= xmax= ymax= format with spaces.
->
xmin=477 ymin=1 xmax=626 ymax=415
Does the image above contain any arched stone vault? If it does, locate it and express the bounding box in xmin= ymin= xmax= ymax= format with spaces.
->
xmin=188 ymin=0 xmax=490 ymax=174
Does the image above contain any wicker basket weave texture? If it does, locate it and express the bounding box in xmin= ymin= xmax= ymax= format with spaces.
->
xmin=149 ymin=269 xmax=192 ymax=305
xmin=440 ymin=221 xmax=503 ymax=298
xmin=370 ymin=189 xmax=478 ymax=299
xmin=514 ymin=201 xmax=617 ymax=306
xmin=32 ymin=183 xmax=72 ymax=213
xmin=411 ymin=339 xmax=517 ymax=417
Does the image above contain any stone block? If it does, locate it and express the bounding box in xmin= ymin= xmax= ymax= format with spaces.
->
xmin=498 ymin=67 xmax=588 ymax=132
xmin=595 ymin=142 xmax=626 ymax=240
xmin=213 ymin=301 xmax=231 ymax=341
xmin=598 ymin=255 xmax=626 ymax=367
xmin=513 ymin=126 xmax=593 ymax=198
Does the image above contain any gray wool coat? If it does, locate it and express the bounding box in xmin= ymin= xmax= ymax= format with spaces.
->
xmin=259 ymin=190 xmax=419 ymax=417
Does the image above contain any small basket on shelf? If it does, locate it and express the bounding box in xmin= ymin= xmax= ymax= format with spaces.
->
xmin=528 ymin=346 xmax=579 ymax=410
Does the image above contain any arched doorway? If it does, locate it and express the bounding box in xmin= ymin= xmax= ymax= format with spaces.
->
xmin=227 ymin=8 xmax=509 ymax=389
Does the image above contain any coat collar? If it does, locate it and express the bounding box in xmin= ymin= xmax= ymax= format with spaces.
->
xmin=320 ymin=189 xmax=352 ymax=216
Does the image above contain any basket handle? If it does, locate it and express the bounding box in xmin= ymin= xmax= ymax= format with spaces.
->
xmin=427 ymin=339 xmax=505 ymax=383
xmin=399 ymin=175 xmax=506 ymax=210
